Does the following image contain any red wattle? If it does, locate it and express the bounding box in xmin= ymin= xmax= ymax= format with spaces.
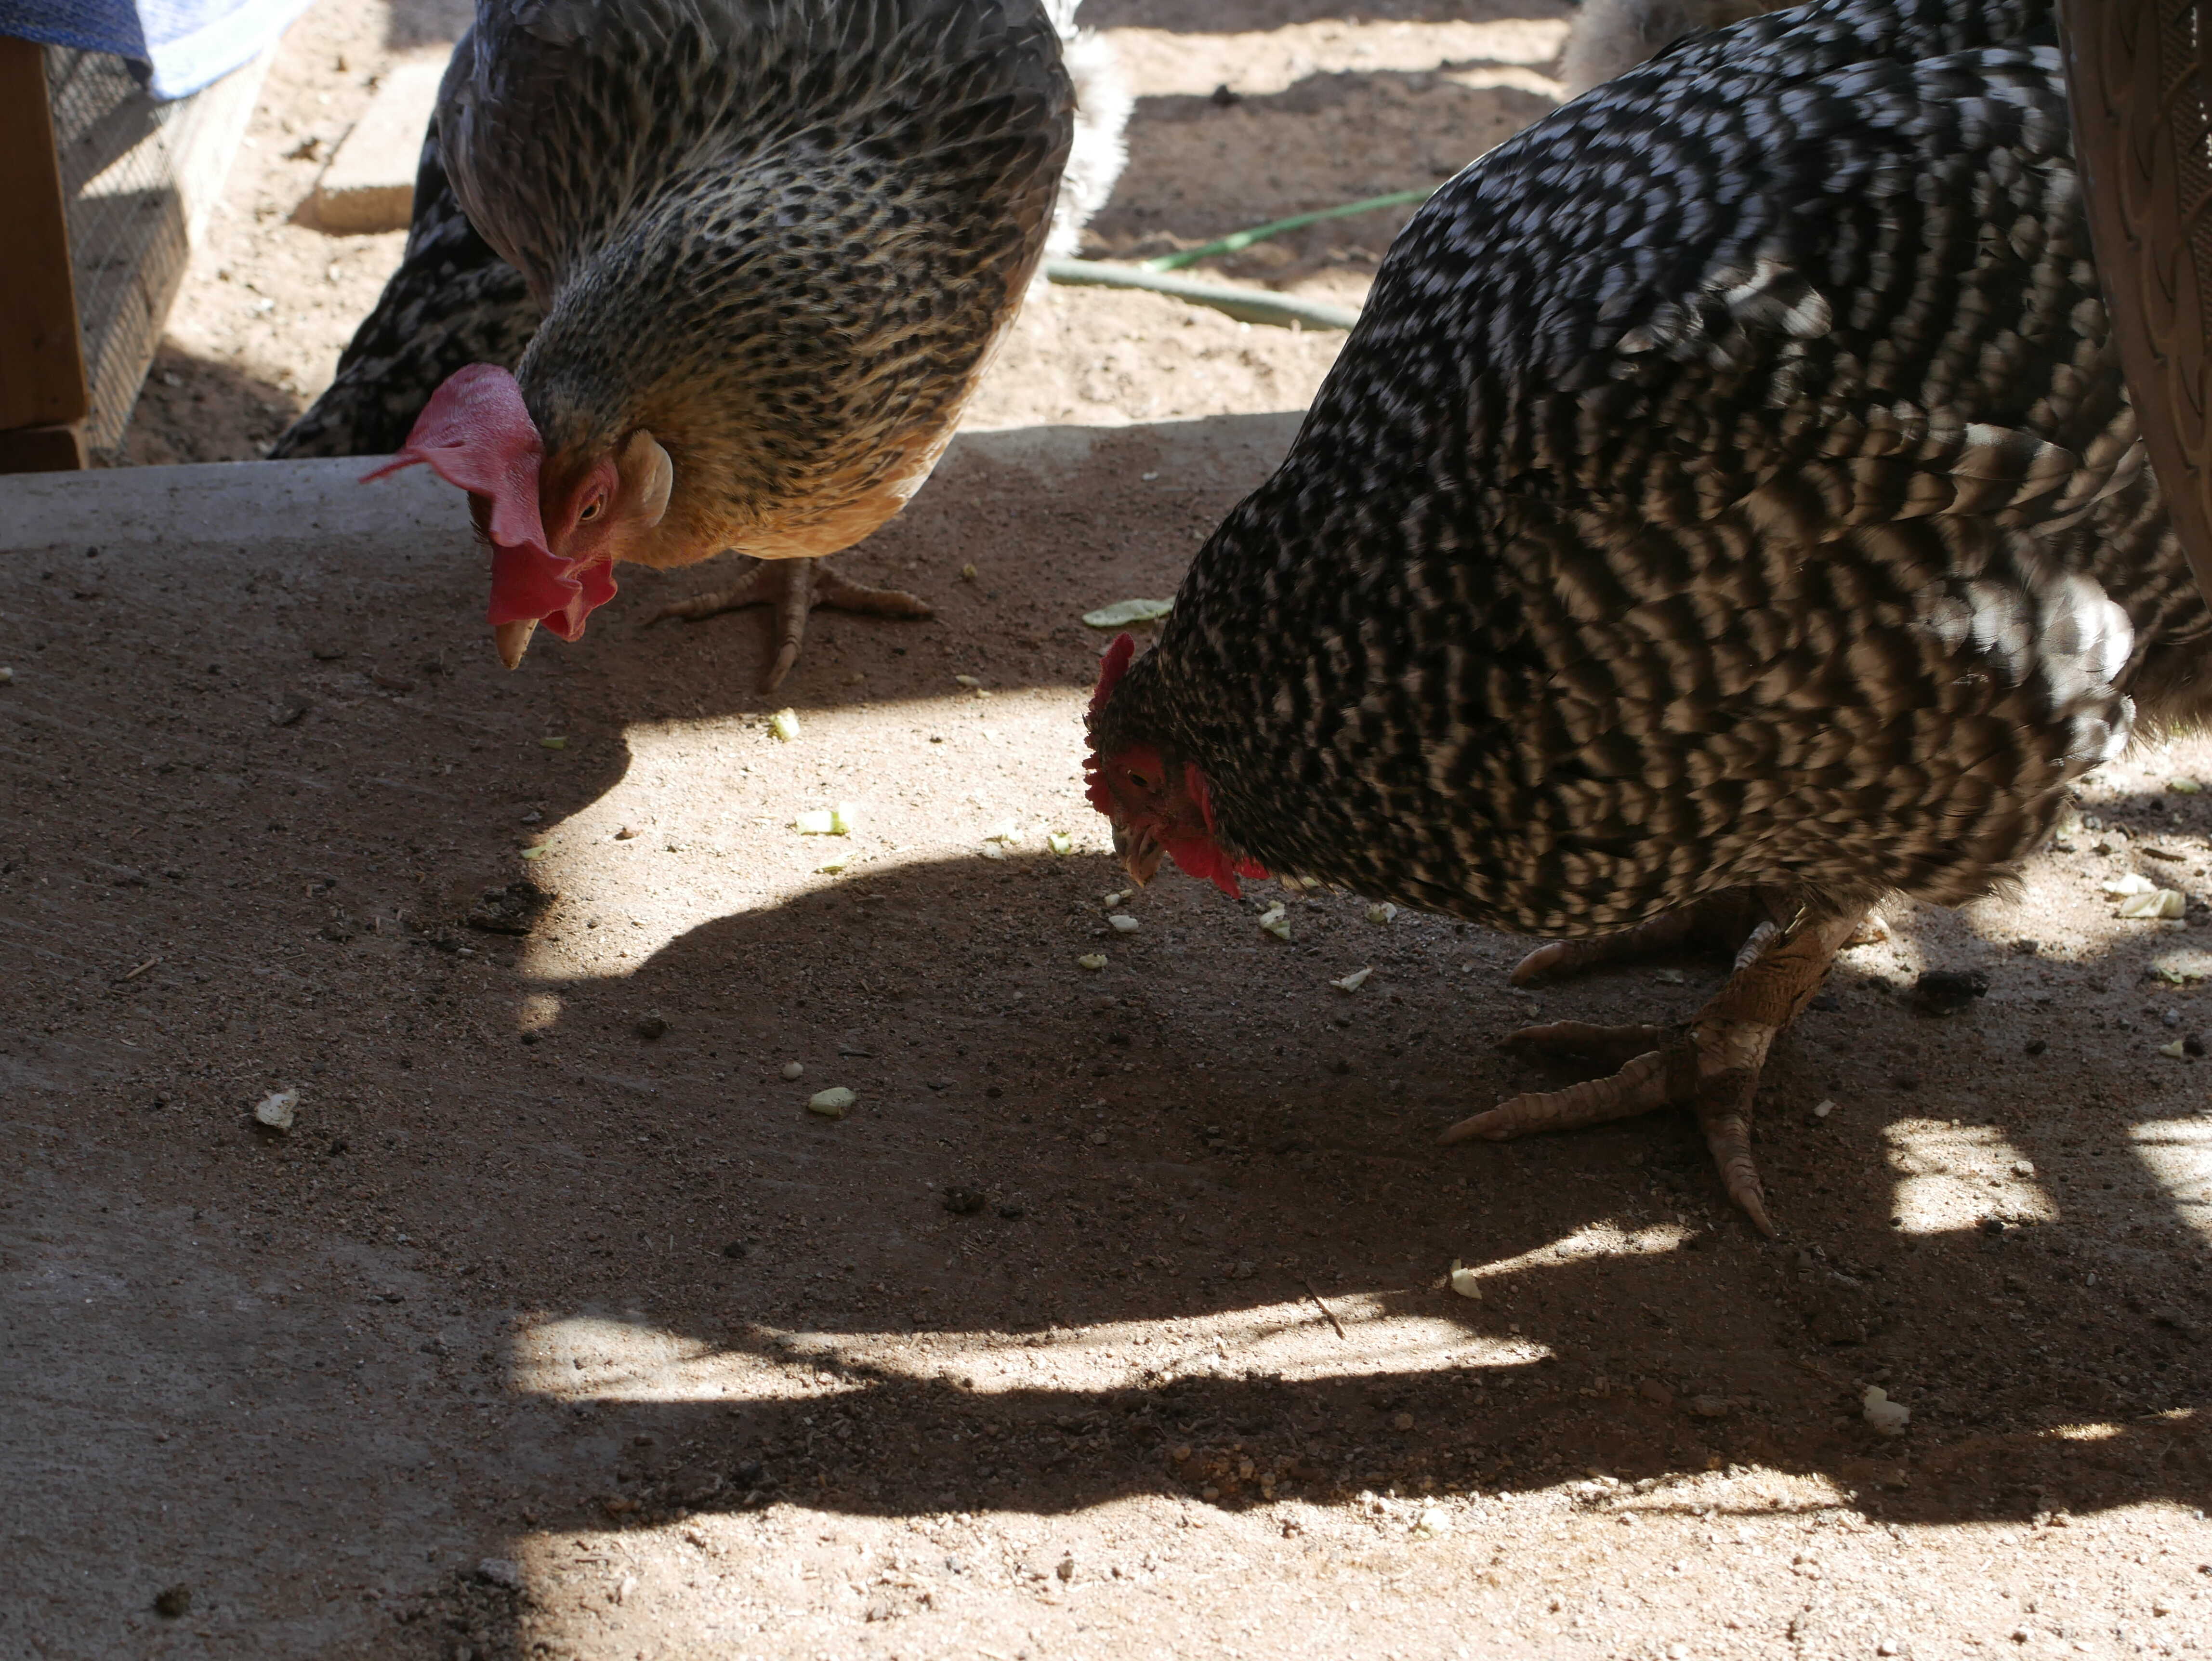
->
xmin=1164 ymin=836 xmax=1268 ymax=898
xmin=360 ymin=363 xmax=620 ymax=641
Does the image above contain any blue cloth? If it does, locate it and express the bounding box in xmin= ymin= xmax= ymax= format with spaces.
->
xmin=0 ymin=0 xmax=316 ymax=98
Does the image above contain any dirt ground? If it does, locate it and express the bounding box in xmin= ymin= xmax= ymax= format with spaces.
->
xmin=11 ymin=1 xmax=2212 ymax=1658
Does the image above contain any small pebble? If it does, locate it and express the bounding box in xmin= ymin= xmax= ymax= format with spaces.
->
xmin=634 ymin=1015 xmax=668 ymax=1040
xmin=782 ymin=1061 xmax=805 ymax=1080
xmin=1088 ymin=1130 xmax=1108 ymax=1145
xmin=2025 ymin=1037 xmax=2048 ymax=1056
xmin=807 ymin=1086 xmax=856 ymax=1118
xmin=1077 ymin=953 xmax=1108 ymax=971
xmin=1862 ymin=1385 xmax=1910 ymax=1436
xmin=253 ymin=1089 xmax=298 ymax=1131
xmin=1812 ymin=1099 xmax=1835 ymax=1120
xmin=1055 ymin=1556 xmax=1075 ymax=1582
xmin=768 ymin=708 xmax=801 ymax=742
xmin=1412 ymin=1506 xmax=1451 ymax=1539
xmin=1108 ymin=913 xmax=1140 ymax=933
xmin=153 ymin=1584 xmax=191 ymax=1618
xmin=614 ymin=825 xmax=637 ymax=840
xmin=476 ymin=1558 xmax=523 ymax=1589
xmin=943 ymin=1188 xmax=987 ymax=1215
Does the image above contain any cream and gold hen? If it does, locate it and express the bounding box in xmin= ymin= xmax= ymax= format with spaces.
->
xmin=278 ymin=0 xmax=1126 ymax=687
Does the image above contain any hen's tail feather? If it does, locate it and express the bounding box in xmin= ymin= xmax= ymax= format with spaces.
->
xmin=1042 ymin=21 xmax=1129 ymax=262
xmin=271 ymin=123 xmax=542 ymax=460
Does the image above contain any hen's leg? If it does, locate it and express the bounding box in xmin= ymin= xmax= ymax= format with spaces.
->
xmin=648 ymin=557 xmax=932 ymax=692
xmin=1441 ymin=907 xmax=1867 ymax=1236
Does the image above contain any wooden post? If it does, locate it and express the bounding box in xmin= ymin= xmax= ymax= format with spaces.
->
xmin=2059 ymin=0 xmax=2212 ymax=605
xmin=0 ymin=35 xmax=88 ymax=472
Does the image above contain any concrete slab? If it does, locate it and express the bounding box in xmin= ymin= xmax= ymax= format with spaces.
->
xmin=310 ymin=59 xmax=444 ymax=235
xmin=8 ymin=416 xmax=2212 ymax=1659
xmin=1 ymin=453 xmax=450 ymax=550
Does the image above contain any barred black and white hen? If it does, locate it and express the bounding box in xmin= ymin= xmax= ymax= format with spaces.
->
xmin=1085 ymin=0 xmax=2211 ymax=1233
xmin=276 ymin=0 xmax=1127 ymax=687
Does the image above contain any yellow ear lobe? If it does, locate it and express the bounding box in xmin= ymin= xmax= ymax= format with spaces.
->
xmin=622 ymin=429 xmax=673 ymax=527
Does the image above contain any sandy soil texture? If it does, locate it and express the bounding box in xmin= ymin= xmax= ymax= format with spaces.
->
xmin=10 ymin=2 xmax=2212 ymax=1659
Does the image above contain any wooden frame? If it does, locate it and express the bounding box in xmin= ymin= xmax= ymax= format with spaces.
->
xmin=2060 ymin=0 xmax=2212 ymax=603
xmin=0 ymin=34 xmax=89 ymax=472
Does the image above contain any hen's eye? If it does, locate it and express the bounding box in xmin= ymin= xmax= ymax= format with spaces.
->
xmin=1126 ymin=769 xmax=1151 ymax=791
xmin=579 ymin=498 xmax=605 ymax=523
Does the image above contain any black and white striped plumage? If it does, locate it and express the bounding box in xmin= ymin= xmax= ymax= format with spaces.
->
xmin=1093 ymin=0 xmax=2209 ymax=947
xmin=274 ymin=137 xmax=537 ymax=459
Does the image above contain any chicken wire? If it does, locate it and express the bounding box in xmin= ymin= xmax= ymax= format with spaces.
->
xmin=44 ymin=44 xmax=189 ymax=458
xmin=37 ymin=39 xmax=263 ymax=459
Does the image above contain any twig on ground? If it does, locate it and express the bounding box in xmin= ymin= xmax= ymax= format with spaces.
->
xmin=1304 ymin=1278 xmax=1349 ymax=1340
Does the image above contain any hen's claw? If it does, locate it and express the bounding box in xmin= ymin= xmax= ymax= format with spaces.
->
xmin=1446 ymin=907 xmax=1868 ymax=1236
xmin=647 ymin=556 xmax=932 ymax=691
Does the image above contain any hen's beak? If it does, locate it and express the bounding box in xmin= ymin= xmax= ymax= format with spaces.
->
xmin=1118 ymin=822 xmax=1165 ymax=887
xmin=494 ymin=619 xmax=536 ymax=670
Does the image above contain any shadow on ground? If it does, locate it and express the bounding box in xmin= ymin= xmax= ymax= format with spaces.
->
xmin=6 ymin=409 xmax=2212 ymax=1658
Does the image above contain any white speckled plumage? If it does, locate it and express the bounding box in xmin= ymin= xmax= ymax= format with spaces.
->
xmin=1093 ymin=0 xmax=2210 ymax=944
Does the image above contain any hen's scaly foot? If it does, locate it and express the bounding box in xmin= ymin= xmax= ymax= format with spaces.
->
xmin=1443 ymin=909 xmax=1868 ymax=1236
xmin=647 ymin=556 xmax=933 ymax=692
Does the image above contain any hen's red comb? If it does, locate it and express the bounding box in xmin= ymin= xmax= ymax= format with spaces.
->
xmin=1090 ymin=632 xmax=1136 ymax=717
xmin=362 ymin=364 xmax=615 ymax=642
